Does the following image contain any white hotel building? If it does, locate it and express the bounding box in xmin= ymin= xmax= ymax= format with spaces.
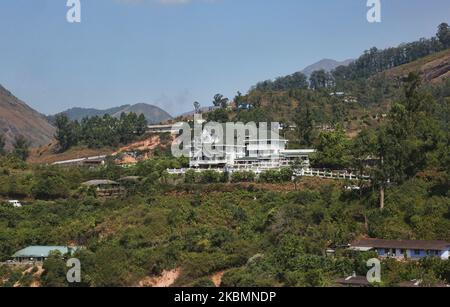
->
xmin=188 ymin=126 xmax=315 ymax=173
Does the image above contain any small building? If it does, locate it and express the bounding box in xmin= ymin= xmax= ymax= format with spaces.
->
xmin=12 ymin=246 xmax=80 ymax=263
xmin=82 ymin=180 xmax=123 ymax=198
xmin=335 ymin=275 xmax=372 ymax=287
xmin=350 ymin=238 xmax=450 ymax=260
xmin=52 ymin=155 xmax=106 ymax=167
xmin=147 ymin=124 xmax=180 ymax=134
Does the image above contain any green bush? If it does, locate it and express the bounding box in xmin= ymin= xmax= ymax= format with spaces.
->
xmin=231 ymin=171 xmax=256 ymax=183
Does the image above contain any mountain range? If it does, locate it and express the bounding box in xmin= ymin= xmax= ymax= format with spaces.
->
xmin=50 ymin=103 xmax=173 ymax=124
xmin=0 ymin=85 xmax=55 ymax=149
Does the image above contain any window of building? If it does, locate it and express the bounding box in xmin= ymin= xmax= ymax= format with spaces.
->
xmin=414 ymin=250 xmax=421 ymax=255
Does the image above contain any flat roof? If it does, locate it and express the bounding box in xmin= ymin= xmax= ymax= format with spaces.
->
xmin=351 ymin=238 xmax=450 ymax=250
xmin=335 ymin=276 xmax=371 ymax=286
xmin=82 ymin=180 xmax=119 ymax=186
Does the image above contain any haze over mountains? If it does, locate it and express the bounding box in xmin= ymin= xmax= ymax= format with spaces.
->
xmin=52 ymin=103 xmax=173 ymax=124
xmin=0 ymin=85 xmax=55 ymax=149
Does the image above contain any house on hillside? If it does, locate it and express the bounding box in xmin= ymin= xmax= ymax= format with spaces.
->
xmin=147 ymin=124 xmax=180 ymax=134
xmin=82 ymin=180 xmax=124 ymax=198
xmin=350 ymin=238 xmax=450 ymax=260
xmin=11 ymin=246 xmax=81 ymax=263
xmin=187 ymin=123 xmax=316 ymax=172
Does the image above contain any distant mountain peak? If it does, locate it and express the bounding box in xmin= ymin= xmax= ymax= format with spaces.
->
xmin=301 ymin=58 xmax=354 ymax=76
xmin=54 ymin=103 xmax=173 ymax=124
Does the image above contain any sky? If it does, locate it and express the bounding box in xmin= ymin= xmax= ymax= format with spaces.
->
xmin=0 ymin=0 xmax=449 ymax=116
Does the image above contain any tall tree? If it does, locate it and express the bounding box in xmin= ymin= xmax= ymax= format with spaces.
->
xmin=136 ymin=114 xmax=148 ymax=136
xmin=437 ymin=22 xmax=450 ymax=48
xmin=310 ymin=70 xmax=333 ymax=90
xmin=372 ymin=73 xmax=440 ymax=210
xmin=12 ymin=135 xmax=30 ymax=161
xmin=294 ymin=103 xmax=315 ymax=146
xmin=55 ymin=114 xmax=79 ymax=152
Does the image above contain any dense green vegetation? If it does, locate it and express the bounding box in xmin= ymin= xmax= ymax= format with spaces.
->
xmin=0 ymin=157 xmax=449 ymax=287
xmin=0 ymin=23 xmax=449 ymax=288
xmin=55 ymin=112 xmax=148 ymax=151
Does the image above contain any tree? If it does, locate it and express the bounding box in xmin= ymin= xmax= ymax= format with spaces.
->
xmin=12 ymin=135 xmax=30 ymax=161
xmin=0 ymin=134 xmax=5 ymax=156
xmin=32 ymin=171 xmax=70 ymax=199
xmin=207 ymin=108 xmax=229 ymax=123
xmin=41 ymin=252 xmax=68 ymax=287
xmin=136 ymin=114 xmax=148 ymax=136
xmin=313 ymin=126 xmax=351 ymax=169
xmin=437 ymin=23 xmax=450 ymax=48
xmin=310 ymin=70 xmax=333 ymax=90
xmin=212 ymin=94 xmax=229 ymax=109
xmin=370 ymin=73 xmax=440 ymax=210
xmin=294 ymin=103 xmax=315 ymax=146
xmin=55 ymin=114 xmax=79 ymax=152
xmin=352 ymin=129 xmax=377 ymax=194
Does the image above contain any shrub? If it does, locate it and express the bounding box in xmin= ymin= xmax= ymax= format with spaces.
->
xmin=231 ymin=171 xmax=256 ymax=183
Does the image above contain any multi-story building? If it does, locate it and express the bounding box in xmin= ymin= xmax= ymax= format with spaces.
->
xmin=188 ymin=128 xmax=315 ymax=172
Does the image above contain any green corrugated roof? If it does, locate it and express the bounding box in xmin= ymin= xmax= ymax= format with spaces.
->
xmin=12 ymin=246 xmax=79 ymax=258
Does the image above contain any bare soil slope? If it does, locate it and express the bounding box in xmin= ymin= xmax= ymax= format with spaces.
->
xmin=0 ymin=85 xmax=55 ymax=149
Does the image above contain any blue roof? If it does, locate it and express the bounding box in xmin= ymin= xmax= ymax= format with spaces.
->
xmin=12 ymin=246 xmax=79 ymax=258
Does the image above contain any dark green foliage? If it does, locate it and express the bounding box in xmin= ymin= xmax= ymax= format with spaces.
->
xmin=437 ymin=23 xmax=450 ymax=48
xmin=12 ymin=135 xmax=30 ymax=161
xmin=258 ymin=169 xmax=292 ymax=183
xmin=310 ymin=70 xmax=334 ymax=90
xmin=252 ymin=72 xmax=308 ymax=92
xmin=0 ymin=134 xmax=6 ymax=156
xmin=31 ymin=171 xmax=70 ymax=200
xmin=313 ymin=126 xmax=351 ymax=169
xmin=231 ymin=171 xmax=255 ymax=183
xmin=55 ymin=114 xmax=80 ymax=152
xmin=332 ymin=24 xmax=446 ymax=82
xmin=41 ymin=252 xmax=69 ymax=287
xmin=207 ymin=108 xmax=229 ymax=123
xmin=55 ymin=112 xmax=148 ymax=151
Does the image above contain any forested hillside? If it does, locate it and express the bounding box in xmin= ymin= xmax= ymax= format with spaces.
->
xmin=0 ymin=23 xmax=449 ymax=288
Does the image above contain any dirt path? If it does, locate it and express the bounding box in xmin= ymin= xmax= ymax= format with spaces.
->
xmin=139 ymin=268 xmax=181 ymax=288
xmin=211 ymin=271 xmax=225 ymax=287
xmin=30 ymin=265 xmax=44 ymax=287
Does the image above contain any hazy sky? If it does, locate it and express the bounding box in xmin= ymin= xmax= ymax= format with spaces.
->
xmin=0 ymin=0 xmax=449 ymax=116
